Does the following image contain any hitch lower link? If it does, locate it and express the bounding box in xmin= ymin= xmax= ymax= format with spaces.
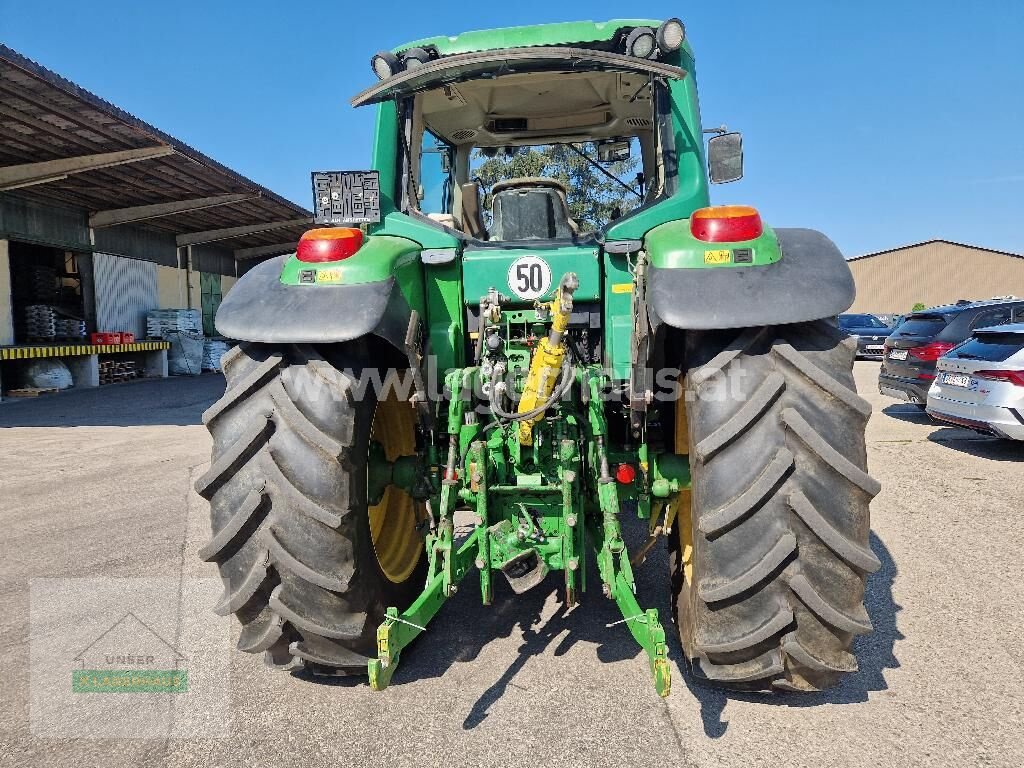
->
xmin=368 ymin=370 xmax=676 ymax=698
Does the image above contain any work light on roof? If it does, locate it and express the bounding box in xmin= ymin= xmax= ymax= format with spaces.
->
xmin=625 ymin=26 xmax=658 ymax=59
xmin=400 ymin=47 xmax=432 ymax=71
xmin=370 ymin=51 xmax=401 ymax=80
xmin=657 ymin=19 xmax=686 ymax=52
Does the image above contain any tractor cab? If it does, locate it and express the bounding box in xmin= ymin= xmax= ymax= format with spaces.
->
xmin=348 ymin=21 xmax=710 ymax=246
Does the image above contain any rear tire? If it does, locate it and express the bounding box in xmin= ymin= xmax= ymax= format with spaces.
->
xmin=195 ymin=343 xmax=426 ymax=673
xmin=669 ymin=320 xmax=880 ymax=691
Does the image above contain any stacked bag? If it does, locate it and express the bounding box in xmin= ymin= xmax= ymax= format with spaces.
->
xmin=146 ymin=308 xmax=202 ymax=337
xmin=202 ymin=339 xmax=230 ymax=372
xmin=147 ymin=309 xmax=204 ymax=375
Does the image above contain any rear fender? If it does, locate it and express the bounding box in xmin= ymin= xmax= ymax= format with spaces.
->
xmin=216 ymin=238 xmax=423 ymax=350
xmin=646 ymin=227 xmax=854 ymax=331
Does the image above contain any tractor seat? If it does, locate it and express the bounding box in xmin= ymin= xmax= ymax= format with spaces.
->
xmin=489 ymin=177 xmax=577 ymax=240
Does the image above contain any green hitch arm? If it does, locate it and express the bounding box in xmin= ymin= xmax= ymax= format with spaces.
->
xmin=369 ymin=529 xmax=481 ymax=691
xmin=610 ymin=570 xmax=671 ymax=698
xmin=470 ymin=440 xmax=493 ymax=605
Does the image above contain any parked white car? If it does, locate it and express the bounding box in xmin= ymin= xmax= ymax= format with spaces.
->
xmin=927 ymin=323 xmax=1024 ymax=440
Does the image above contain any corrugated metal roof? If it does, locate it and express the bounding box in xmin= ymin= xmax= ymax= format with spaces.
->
xmin=0 ymin=44 xmax=311 ymax=258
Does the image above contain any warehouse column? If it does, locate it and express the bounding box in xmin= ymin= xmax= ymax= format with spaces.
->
xmin=0 ymin=239 xmax=13 ymax=345
xmin=65 ymin=354 xmax=100 ymax=388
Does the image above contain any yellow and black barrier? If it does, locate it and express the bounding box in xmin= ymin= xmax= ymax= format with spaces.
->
xmin=0 ymin=341 xmax=170 ymax=361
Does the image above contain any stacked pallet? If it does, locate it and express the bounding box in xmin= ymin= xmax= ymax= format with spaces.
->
xmin=146 ymin=309 xmax=202 ymax=339
xmin=99 ymin=359 xmax=138 ymax=385
xmin=24 ymin=305 xmax=56 ymax=340
xmin=54 ymin=317 xmax=87 ymax=340
xmin=5 ymin=387 xmax=59 ymax=398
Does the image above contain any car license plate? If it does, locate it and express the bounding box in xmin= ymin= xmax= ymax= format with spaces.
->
xmin=941 ymin=372 xmax=972 ymax=388
xmin=889 ymin=349 xmax=908 ymax=360
xmin=866 ymin=345 xmax=884 ymax=353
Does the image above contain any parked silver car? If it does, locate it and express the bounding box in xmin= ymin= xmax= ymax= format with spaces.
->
xmin=926 ymin=323 xmax=1024 ymax=440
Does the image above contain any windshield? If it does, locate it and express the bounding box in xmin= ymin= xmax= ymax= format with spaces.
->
xmin=948 ymin=332 xmax=1024 ymax=362
xmin=895 ymin=314 xmax=951 ymax=336
xmin=470 ymin=140 xmax=644 ymax=236
xmin=404 ymin=69 xmax=668 ymax=243
xmin=839 ymin=314 xmax=888 ymax=329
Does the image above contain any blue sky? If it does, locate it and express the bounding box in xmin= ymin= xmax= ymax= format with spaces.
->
xmin=2 ymin=0 xmax=1022 ymax=256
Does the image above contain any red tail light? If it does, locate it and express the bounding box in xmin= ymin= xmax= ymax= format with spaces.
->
xmin=908 ymin=341 xmax=955 ymax=362
xmin=615 ymin=463 xmax=636 ymax=485
xmin=690 ymin=205 xmax=764 ymax=242
xmin=975 ymin=369 xmax=1024 ymax=387
xmin=296 ymin=227 xmax=364 ymax=263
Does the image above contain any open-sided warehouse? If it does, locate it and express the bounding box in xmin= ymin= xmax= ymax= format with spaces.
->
xmin=0 ymin=44 xmax=311 ymax=399
xmin=846 ymin=239 xmax=1024 ymax=314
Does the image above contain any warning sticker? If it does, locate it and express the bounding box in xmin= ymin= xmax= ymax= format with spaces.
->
xmin=315 ymin=269 xmax=343 ymax=284
xmin=703 ymin=249 xmax=732 ymax=265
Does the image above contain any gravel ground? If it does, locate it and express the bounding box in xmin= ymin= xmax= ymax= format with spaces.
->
xmin=1 ymin=362 xmax=1021 ymax=767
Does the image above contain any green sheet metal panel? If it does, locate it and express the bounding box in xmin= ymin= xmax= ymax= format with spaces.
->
xmin=200 ymin=271 xmax=222 ymax=337
xmin=603 ymin=252 xmax=633 ymax=380
xmin=461 ymin=244 xmax=601 ymax=307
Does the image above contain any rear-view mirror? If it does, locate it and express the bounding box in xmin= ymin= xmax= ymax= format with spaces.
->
xmin=707 ymin=132 xmax=743 ymax=184
xmin=598 ymin=139 xmax=631 ymax=164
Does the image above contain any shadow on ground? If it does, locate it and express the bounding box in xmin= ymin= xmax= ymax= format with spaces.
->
xmin=0 ymin=374 xmax=224 ymax=427
xmin=881 ymin=403 xmax=932 ymax=424
xmin=881 ymin=404 xmax=1023 ymax=461
xmin=295 ymin=518 xmax=902 ymax=738
xmin=682 ymin=531 xmax=902 ymax=738
xmin=291 ymin=513 xmax=670 ymax=727
xmin=928 ymin=429 xmax=1024 ymax=461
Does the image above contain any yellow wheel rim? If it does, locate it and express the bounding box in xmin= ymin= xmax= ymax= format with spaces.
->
xmin=367 ymin=393 xmax=423 ymax=584
xmin=675 ymin=377 xmax=694 ymax=585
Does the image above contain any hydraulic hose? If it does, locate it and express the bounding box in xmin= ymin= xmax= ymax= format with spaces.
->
xmin=489 ymin=359 xmax=576 ymax=423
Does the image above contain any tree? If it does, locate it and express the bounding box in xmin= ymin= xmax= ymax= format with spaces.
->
xmin=911 ymin=302 xmax=926 ymax=312
xmin=472 ymin=144 xmax=641 ymax=231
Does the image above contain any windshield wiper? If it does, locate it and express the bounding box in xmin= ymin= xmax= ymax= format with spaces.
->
xmin=561 ymin=143 xmax=642 ymax=200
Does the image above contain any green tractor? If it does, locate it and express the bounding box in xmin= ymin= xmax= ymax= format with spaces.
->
xmin=197 ymin=18 xmax=880 ymax=697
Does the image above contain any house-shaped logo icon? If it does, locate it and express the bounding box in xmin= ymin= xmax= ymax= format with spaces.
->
xmin=71 ymin=612 xmax=188 ymax=693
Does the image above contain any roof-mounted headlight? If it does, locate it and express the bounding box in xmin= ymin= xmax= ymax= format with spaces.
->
xmin=624 ymin=26 xmax=658 ymax=59
xmin=657 ymin=18 xmax=686 ymax=52
xmin=370 ymin=51 xmax=401 ymax=80
xmin=400 ymin=47 xmax=432 ymax=71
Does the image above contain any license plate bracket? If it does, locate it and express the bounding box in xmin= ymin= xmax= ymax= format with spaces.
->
xmin=941 ymin=372 xmax=972 ymax=388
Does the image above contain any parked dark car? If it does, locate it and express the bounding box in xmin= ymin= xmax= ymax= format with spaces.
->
xmin=879 ymin=298 xmax=1024 ymax=406
xmin=838 ymin=313 xmax=893 ymax=358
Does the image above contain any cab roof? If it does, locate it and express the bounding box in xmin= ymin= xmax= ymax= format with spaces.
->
xmin=394 ymin=19 xmax=694 ymax=58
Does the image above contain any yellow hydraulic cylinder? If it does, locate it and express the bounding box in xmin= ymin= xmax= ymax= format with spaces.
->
xmin=517 ymin=273 xmax=578 ymax=445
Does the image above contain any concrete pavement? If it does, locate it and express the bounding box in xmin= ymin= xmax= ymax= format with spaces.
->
xmin=1 ymin=363 xmax=1022 ymax=767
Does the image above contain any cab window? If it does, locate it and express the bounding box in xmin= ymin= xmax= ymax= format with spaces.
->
xmin=418 ymin=130 xmax=454 ymax=216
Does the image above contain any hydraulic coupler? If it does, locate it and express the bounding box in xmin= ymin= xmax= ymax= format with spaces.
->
xmin=516 ymin=272 xmax=579 ymax=445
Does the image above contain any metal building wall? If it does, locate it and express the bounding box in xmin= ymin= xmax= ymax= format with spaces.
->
xmin=92 ymin=225 xmax=177 ymax=267
xmin=93 ymin=253 xmax=158 ymax=338
xmin=0 ymin=194 xmax=89 ymax=251
xmin=191 ymin=243 xmax=237 ymax=276
xmin=847 ymin=242 xmax=1024 ymax=314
